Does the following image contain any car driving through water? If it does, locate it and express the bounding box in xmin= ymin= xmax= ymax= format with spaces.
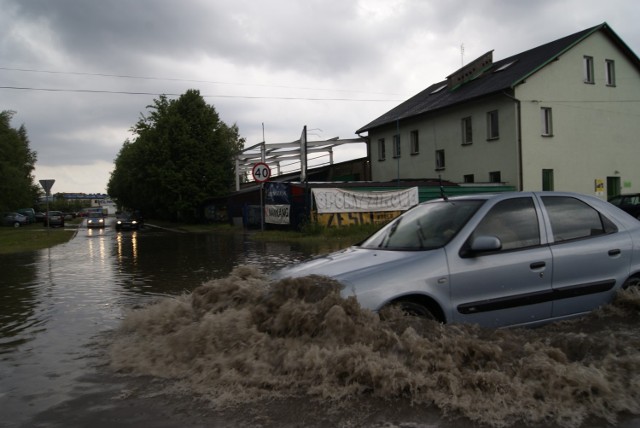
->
xmin=86 ymin=211 xmax=106 ymax=228
xmin=115 ymin=211 xmax=143 ymax=230
xmin=274 ymin=192 xmax=640 ymax=328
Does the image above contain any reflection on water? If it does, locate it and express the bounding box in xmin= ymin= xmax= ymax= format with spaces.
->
xmin=0 ymin=226 xmax=317 ymax=427
xmin=0 ymin=251 xmax=38 ymax=352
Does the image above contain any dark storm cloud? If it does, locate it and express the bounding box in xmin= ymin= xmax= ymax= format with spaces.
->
xmin=1 ymin=0 xmax=638 ymax=193
xmin=6 ymin=0 xmax=379 ymax=77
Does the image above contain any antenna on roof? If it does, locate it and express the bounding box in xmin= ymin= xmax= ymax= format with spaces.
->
xmin=439 ymin=175 xmax=448 ymax=201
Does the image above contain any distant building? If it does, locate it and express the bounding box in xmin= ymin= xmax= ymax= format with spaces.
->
xmin=357 ymin=23 xmax=640 ymax=200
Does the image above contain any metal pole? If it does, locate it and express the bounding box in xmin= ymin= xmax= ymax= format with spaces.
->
xmin=260 ymin=182 xmax=264 ymax=232
xmin=45 ymin=192 xmax=50 ymax=230
xmin=396 ymin=119 xmax=400 ymax=186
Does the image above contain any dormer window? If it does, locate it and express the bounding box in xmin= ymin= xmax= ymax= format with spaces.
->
xmin=494 ymin=60 xmax=517 ymax=73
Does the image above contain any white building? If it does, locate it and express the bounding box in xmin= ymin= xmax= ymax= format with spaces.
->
xmin=357 ymin=23 xmax=640 ymax=200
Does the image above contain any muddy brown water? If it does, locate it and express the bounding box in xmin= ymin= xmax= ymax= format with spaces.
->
xmin=2 ymin=221 xmax=640 ymax=427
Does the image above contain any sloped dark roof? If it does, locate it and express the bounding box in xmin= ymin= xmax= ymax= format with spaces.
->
xmin=356 ymin=23 xmax=640 ymax=134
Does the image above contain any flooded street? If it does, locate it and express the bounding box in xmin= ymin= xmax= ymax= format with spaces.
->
xmin=0 ymin=221 xmax=316 ymax=427
xmin=2 ymin=221 xmax=640 ymax=427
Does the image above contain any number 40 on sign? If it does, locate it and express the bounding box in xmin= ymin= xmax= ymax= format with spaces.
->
xmin=252 ymin=162 xmax=271 ymax=182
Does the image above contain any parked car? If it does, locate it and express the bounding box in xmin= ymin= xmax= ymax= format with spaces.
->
xmin=35 ymin=211 xmax=45 ymax=222
xmin=274 ymin=191 xmax=640 ymax=329
xmin=86 ymin=211 xmax=105 ymax=228
xmin=608 ymin=193 xmax=640 ymax=219
xmin=16 ymin=208 xmax=36 ymax=224
xmin=2 ymin=212 xmax=28 ymax=227
xmin=115 ymin=212 xmax=143 ymax=230
xmin=44 ymin=211 xmax=65 ymax=227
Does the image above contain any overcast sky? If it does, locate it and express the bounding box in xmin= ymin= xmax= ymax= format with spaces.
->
xmin=1 ymin=0 xmax=638 ymax=194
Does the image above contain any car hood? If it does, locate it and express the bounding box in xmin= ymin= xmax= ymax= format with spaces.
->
xmin=273 ymin=246 xmax=428 ymax=282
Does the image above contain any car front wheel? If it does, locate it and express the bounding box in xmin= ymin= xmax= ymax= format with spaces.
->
xmin=623 ymin=276 xmax=640 ymax=289
xmin=394 ymin=300 xmax=437 ymax=320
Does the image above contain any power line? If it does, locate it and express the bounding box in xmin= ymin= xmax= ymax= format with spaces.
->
xmin=0 ymin=66 xmax=404 ymax=97
xmin=0 ymin=85 xmax=402 ymax=102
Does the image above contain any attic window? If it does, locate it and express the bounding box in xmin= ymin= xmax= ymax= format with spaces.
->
xmin=494 ymin=60 xmax=518 ymax=72
xmin=430 ymin=85 xmax=446 ymax=94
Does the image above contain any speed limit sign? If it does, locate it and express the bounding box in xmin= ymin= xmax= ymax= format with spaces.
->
xmin=252 ymin=162 xmax=271 ymax=182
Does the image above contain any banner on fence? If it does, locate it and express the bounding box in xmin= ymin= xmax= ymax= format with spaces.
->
xmin=311 ymin=187 xmax=419 ymax=214
xmin=265 ymin=204 xmax=290 ymax=225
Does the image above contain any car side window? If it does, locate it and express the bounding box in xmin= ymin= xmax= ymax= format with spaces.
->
xmin=471 ymin=197 xmax=540 ymax=250
xmin=541 ymin=196 xmax=617 ymax=242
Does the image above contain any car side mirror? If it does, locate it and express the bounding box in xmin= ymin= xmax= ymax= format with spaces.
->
xmin=470 ymin=235 xmax=502 ymax=252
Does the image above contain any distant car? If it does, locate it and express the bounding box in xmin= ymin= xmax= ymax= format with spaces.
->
xmin=274 ymin=191 xmax=640 ymax=329
xmin=86 ymin=212 xmax=105 ymax=228
xmin=2 ymin=212 xmax=28 ymax=227
xmin=44 ymin=211 xmax=65 ymax=227
xmin=35 ymin=212 xmax=45 ymax=222
xmin=608 ymin=194 xmax=640 ymax=219
xmin=115 ymin=212 xmax=143 ymax=230
xmin=16 ymin=208 xmax=36 ymax=224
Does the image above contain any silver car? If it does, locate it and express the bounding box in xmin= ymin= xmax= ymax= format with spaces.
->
xmin=274 ymin=192 xmax=640 ymax=328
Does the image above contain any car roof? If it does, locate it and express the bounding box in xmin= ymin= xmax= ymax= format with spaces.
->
xmin=425 ymin=191 xmax=595 ymax=203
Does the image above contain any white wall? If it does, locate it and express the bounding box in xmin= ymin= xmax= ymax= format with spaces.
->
xmin=516 ymin=31 xmax=640 ymax=198
xmin=369 ymin=94 xmax=519 ymax=185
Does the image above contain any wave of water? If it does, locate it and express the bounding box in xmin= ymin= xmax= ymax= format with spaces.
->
xmin=110 ymin=266 xmax=640 ymax=428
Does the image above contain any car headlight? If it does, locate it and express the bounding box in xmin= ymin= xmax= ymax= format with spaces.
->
xmin=131 ymin=220 xmax=137 ymax=224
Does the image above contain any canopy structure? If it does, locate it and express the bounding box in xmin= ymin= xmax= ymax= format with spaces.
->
xmin=235 ymin=126 xmax=366 ymax=191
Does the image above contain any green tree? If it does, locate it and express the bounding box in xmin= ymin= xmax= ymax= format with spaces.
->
xmin=0 ymin=111 xmax=39 ymax=211
xmin=108 ymin=90 xmax=244 ymax=221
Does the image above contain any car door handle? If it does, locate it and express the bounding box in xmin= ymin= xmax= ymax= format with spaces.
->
xmin=530 ymin=261 xmax=546 ymax=270
xmin=608 ymin=249 xmax=621 ymax=256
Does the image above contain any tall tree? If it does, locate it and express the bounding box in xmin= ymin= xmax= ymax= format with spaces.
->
xmin=108 ymin=90 xmax=244 ymax=221
xmin=0 ymin=111 xmax=39 ymax=211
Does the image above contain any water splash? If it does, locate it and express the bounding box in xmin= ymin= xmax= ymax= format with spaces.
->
xmin=110 ymin=266 xmax=640 ymax=427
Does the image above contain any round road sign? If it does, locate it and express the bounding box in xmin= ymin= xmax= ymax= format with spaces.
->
xmin=252 ymin=162 xmax=271 ymax=182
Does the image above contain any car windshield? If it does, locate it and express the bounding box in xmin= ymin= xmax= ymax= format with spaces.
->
xmin=359 ymin=200 xmax=484 ymax=250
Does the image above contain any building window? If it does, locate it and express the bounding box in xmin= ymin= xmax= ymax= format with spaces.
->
xmin=392 ymin=134 xmax=401 ymax=158
xmin=461 ymin=116 xmax=473 ymax=145
xmin=605 ymin=59 xmax=616 ymax=86
xmin=541 ymin=107 xmax=553 ymax=136
xmin=435 ymin=150 xmax=445 ymax=170
xmin=542 ymin=169 xmax=554 ymax=191
xmin=410 ymin=130 xmax=419 ymax=155
xmin=464 ymin=174 xmax=474 ymax=183
xmin=378 ymin=138 xmax=386 ymax=161
xmin=487 ymin=110 xmax=499 ymax=140
xmin=584 ymin=56 xmax=594 ymax=84
xmin=489 ymin=171 xmax=501 ymax=183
